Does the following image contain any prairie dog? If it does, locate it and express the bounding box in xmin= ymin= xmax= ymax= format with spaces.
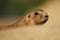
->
xmin=0 ymin=9 xmax=48 ymax=30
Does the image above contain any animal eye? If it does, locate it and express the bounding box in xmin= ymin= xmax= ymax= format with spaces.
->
xmin=35 ymin=12 xmax=39 ymax=15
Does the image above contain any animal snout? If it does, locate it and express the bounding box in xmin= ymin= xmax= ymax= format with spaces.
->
xmin=45 ymin=15 xmax=48 ymax=18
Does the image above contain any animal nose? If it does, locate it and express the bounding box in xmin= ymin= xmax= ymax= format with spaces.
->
xmin=45 ymin=15 xmax=48 ymax=18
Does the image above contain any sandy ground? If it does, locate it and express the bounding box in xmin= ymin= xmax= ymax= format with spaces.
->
xmin=0 ymin=0 xmax=60 ymax=40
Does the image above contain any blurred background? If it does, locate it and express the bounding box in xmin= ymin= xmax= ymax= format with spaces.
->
xmin=0 ymin=0 xmax=47 ymax=18
xmin=0 ymin=0 xmax=48 ymax=25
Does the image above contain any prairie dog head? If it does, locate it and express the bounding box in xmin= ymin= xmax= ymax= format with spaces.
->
xmin=22 ymin=9 xmax=48 ymax=26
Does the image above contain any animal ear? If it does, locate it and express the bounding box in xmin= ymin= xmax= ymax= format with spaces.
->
xmin=28 ymin=15 xmax=31 ymax=18
xmin=27 ymin=14 xmax=33 ymax=19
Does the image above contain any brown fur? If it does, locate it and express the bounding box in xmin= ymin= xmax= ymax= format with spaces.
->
xmin=0 ymin=9 xmax=48 ymax=30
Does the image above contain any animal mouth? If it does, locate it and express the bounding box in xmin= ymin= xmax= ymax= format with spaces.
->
xmin=40 ymin=18 xmax=48 ymax=24
xmin=37 ymin=17 xmax=48 ymax=25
